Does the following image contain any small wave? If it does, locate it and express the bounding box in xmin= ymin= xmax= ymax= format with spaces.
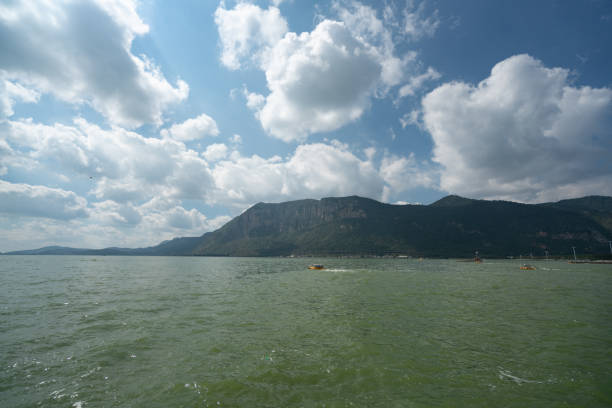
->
xmin=80 ymin=367 xmax=101 ymax=378
xmin=49 ymin=388 xmax=66 ymax=400
xmin=325 ymin=269 xmax=354 ymax=273
xmin=498 ymin=369 xmax=542 ymax=385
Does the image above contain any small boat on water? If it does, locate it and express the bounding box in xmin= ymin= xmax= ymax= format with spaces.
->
xmin=308 ymin=264 xmax=324 ymax=270
xmin=520 ymin=264 xmax=536 ymax=270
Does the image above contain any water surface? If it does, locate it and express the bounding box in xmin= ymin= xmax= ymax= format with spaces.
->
xmin=1 ymin=256 xmax=611 ymax=407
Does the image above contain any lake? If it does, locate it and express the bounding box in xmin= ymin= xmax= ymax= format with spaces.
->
xmin=1 ymin=256 xmax=611 ymax=407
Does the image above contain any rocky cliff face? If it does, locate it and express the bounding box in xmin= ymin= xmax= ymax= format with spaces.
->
xmin=192 ymin=195 xmax=612 ymax=257
xmin=215 ymin=197 xmax=376 ymax=240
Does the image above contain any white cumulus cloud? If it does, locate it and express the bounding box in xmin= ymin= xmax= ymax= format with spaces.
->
xmin=215 ymin=1 xmax=433 ymax=142
xmin=202 ymin=143 xmax=229 ymax=162
xmin=3 ymin=118 xmax=216 ymax=203
xmin=0 ymin=180 xmax=88 ymax=220
xmin=243 ymin=88 xmax=266 ymax=111
xmin=257 ymin=19 xmax=384 ymax=141
xmin=209 ymin=141 xmax=426 ymax=207
xmin=214 ymin=2 xmax=288 ymax=70
xmin=380 ymin=153 xmax=436 ymax=201
xmin=137 ymin=196 xmax=232 ymax=235
xmin=0 ymin=197 xmax=232 ymax=252
xmin=422 ymin=54 xmax=612 ymax=202
xmin=0 ymin=79 xmax=40 ymax=118
xmin=0 ymin=0 xmax=188 ymax=128
xmin=92 ymin=200 xmax=142 ymax=227
xmin=161 ymin=113 xmax=220 ymax=141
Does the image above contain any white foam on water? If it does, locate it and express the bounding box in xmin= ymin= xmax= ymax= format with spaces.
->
xmin=73 ymin=402 xmax=83 ymax=408
xmin=50 ymin=388 xmax=66 ymax=400
xmin=184 ymin=382 xmax=204 ymax=395
xmin=498 ymin=369 xmax=542 ymax=385
xmin=80 ymin=367 xmax=101 ymax=378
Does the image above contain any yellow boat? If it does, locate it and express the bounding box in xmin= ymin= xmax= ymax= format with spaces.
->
xmin=520 ymin=264 xmax=536 ymax=270
xmin=308 ymin=264 xmax=324 ymax=270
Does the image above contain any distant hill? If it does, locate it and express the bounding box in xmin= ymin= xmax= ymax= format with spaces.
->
xmin=3 ymin=237 xmax=204 ymax=256
xmin=4 ymin=195 xmax=612 ymax=258
xmin=429 ymin=194 xmax=475 ymax=207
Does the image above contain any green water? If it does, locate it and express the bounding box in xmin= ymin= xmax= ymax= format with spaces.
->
xmin=1 ymin=256 xmax=611 ymax=407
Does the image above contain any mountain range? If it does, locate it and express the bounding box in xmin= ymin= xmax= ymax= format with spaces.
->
xmin=4 ymin=195 xmax=612 ymax=258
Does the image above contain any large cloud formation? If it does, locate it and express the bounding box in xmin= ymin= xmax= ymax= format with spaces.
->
xmin=422 ymin=54 xmax=612 ymax=202
xmin=211 ymin=142 xmax=387 ymax=206
xmin=216 ymin=1 xmax=436 ymax=142
xmin=256 ymin=19 xmax=389 ymax=142
xmin=0 ymin=118 xmax=429 ymax=250
xmin=0 ymin=180 xmax=88 ymax=220
xmin=0 ymin=114 xmax=231 ymax=248
xmin=0 ymin=0 xmax=188 ymax=127
xmin=3 ymin=118 xmax=216 ymax=203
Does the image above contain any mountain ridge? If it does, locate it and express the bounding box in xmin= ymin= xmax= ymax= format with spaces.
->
xmin=3 ymin=195 xmax=612 ymax=257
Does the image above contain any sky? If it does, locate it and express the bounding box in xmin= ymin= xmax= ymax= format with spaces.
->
xmin=1 ymin=0 xmax=611 ymax=252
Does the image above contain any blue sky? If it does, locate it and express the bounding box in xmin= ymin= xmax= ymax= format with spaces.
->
xmin=1 ymin=0 xmax=611 ymax=251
